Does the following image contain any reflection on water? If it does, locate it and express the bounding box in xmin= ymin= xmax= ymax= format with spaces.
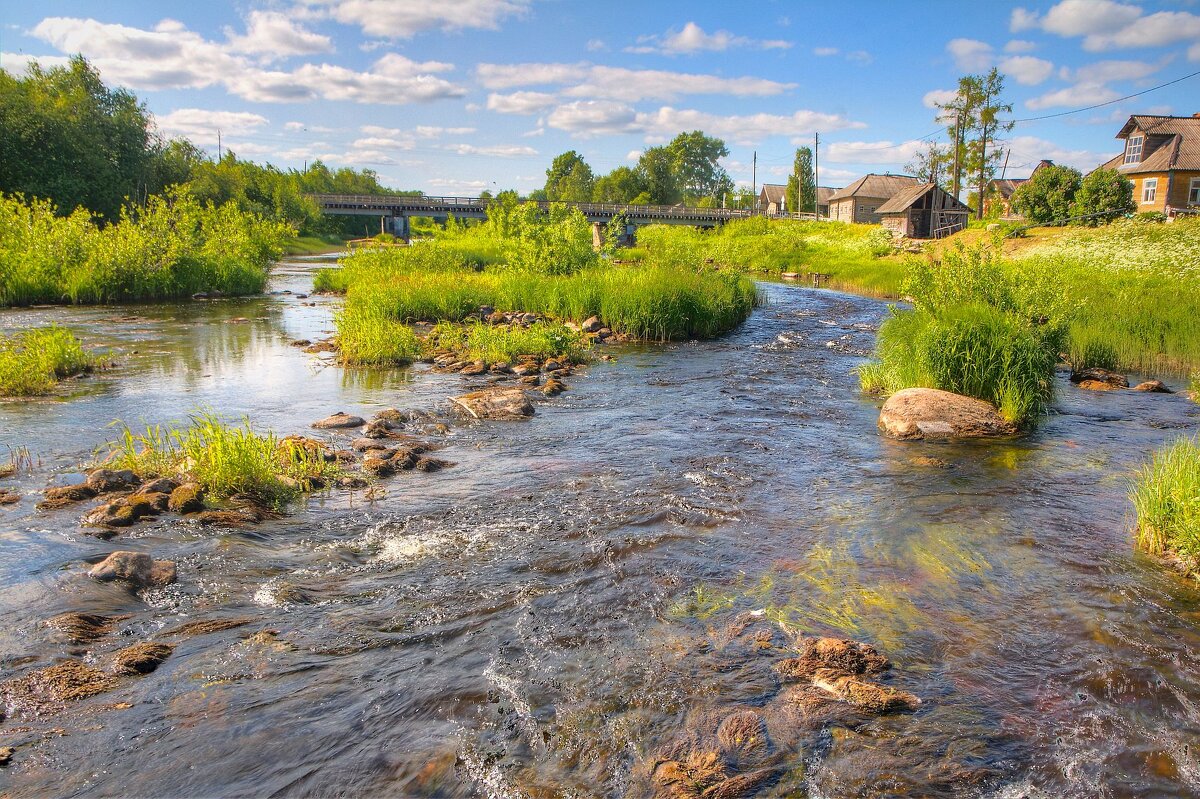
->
xmin=1 ymin=268 xmax=1200 ymax=797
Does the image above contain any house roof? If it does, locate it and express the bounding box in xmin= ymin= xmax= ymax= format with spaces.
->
xmin=759 ymin=184 xmax=787 ymax=203
xmin=876 ymin=183 xmax=972 ymax=215
xmin=988 ymin=178 xmax=1026 ymax=199
xmin=827 ymin=174 xmax=921 ymax=202
xmin=816 ymin=186 xmax=835 ymax=205
xmin=1100 ymin=114 xmax=1200 ymax=174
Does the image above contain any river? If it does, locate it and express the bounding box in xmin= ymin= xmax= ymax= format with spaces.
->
xmin=1 ymin=261 xmax=1198 ymax=798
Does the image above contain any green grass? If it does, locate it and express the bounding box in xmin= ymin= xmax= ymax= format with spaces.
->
xmin=0 ymin=191 xmax=290 ymax=306
xmin=428 ymin=321 xmax=591 ymax=364
xmin=1131 ymin=435 xmax=1200 ymax=576
xmin=0 ymin=326 xmax=97 ymax=396
xmin=104 ymin=412 xmax=335 ymax=506
xmin=335 ymin=299 xmax=424 ymax=366
xmin=283 ymin=234 xmax=346 ymax=256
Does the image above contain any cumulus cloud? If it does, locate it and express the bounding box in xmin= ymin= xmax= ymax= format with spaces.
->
xmin=813 ymin=47 xmax=839 ymax=57
xmin=1191 ymin=42 xmax=1200 ymax=62
xmin=477 ymin=61 xmax=794 ymax=102
xmin=1002 ymin=134 xmax=1113 ymax=173
xmin=1040 ymin=0 xmax=1141 ymax=37
xmin=476 ymin=62 xmax=589 ymax=89
xmin=0 ymin=52 xmax=71 ymax=74
xmin=626 ymin=21 xmax=790 ymax=55
xmin=299 ymin=0 xmax=532 ymax=39
xmin=155 ymin=108 xmax=269 ymax=144
xmin=1004 ymin=39 xmax=1037 ymax=53
xmin=225 ymin=10 xmax=332 ymax=57
xmin=1025 ymin=83 xmax=1121 ymax=110
xmin=486 ymin=90 xmax=559 ymax=114
xmin=946 ymin=38 xmax=994 ymax=71
xmin=825 ymin=140 xmax=927 ymax=165
xmin=442 ymin=143 xmax=538 ymax=157
xmin=1010 ymin=7 xmax=1040 ymax=32
xmin=28 ymin=18 xmax=466 ymax=105
xmin=1018 ymin=0 xmax=1200 ymax=51
xmin=416 ymin=125 xmax=476 ymax=137
xmin=943 ymin=40 xmax=1051 ymax=85
xmin=546 ymin=101 xmax=641 ymax=136
xmin=922 ymin=88 xmax=960 ymax=109
xmin=999 ymin=55 xmax=1054 ymax=85
xmin=1067 ymin=59 xmax=1163 ymax=84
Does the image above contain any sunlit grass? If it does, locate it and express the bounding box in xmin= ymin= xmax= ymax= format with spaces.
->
xmin=429 ymin=321 xmax=591 ymax=364
xmin=0 ymin=326 xmax=97 ymax=396
xmin=1131 ymin=435 xmax=1200 ymax=575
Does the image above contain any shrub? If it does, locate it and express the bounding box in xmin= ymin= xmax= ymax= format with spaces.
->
xmin=0 ymin=326 xmax=97 ymax=396
xmin=1131 ymin=435 xmax=1200 ymax=575
xmin=1071 ymin=167 xmax=1134 ymax=223
xmin=1010 ymin=165 xmax=1082 ymax=224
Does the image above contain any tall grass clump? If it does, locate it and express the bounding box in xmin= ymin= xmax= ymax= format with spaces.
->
xmin=335 ymin=294 xmax=424 ymax=366
xmin=859 ymin=240 xmax=1067 ymax=427
xmin=0 ymin=326 xmax=98 ymax=396
xmin=429 ymin=321 xmax=591 ymax=364
xmin=105 ymin=413 xmax=335 ymax=506
xmin=0 ymin=191 xmax=290 ymax=306
xmin=1131 ymin=435 xmax=1200 ymax=576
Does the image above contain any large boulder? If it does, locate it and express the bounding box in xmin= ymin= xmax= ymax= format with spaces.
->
xmin=878 ymin=388 xmax=1017 ymax=440
xmin=1071 ymin=367 xmax=1129 ymax=390
xmin=88 ymin=551 xmax=176 ymax=589
xmin=450 ymin=387 xmax=534 ymax=420
xmin=311 ymin=412 xmax=365 ymax=429
xmin=1133 ymin=379 xmax=1173 ymax=393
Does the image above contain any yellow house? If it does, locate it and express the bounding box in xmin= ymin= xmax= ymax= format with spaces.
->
xmin=1098 ymin=114 xmax=1200 ymax=217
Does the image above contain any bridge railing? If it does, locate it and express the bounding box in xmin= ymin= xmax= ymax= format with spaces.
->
xmin=311 ymin=194 xmax=754 ymax=220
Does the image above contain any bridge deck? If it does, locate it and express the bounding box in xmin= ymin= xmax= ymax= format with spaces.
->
xmin=312 ymin=194 xmax=752 ymax=224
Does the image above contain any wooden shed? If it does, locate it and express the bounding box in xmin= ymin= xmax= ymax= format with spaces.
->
xmin=758 ymin=184 xmax=787 ymax=214
xmin=876 ymin=183 xmax=972 ymax=238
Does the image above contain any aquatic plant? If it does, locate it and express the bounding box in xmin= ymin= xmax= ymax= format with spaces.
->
xmin=429 ymin=321 xmax=591 ymax=365
xmin=0 ymin=326 xmax=98 ymax=396
xmin=0 ymin=191 xmax=290 ymax=306
xmin=335 ymin=298 xmax=424 ymax=366
xmin=1131 ymin=435 xmax=1200 ymax=576
xmin=104 ymin=413 xmax=335 ymax=505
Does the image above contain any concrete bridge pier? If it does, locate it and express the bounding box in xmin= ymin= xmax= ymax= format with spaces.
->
xmin=382 ymin=214 xmax=411 ymax=242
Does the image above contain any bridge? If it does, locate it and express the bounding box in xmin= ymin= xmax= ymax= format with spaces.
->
xmin=311 ymin=193 xmax=753 ymax=241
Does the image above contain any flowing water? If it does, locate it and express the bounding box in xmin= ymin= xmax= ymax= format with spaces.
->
xmin=1 ymin=262 xmax=1199 ymax=798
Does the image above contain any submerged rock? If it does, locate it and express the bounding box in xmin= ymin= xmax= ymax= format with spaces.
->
xmin=878 ymin=388 xmax=1017 ymax=440
xmin=0 ymin=488 xmax=19 ymax=505
xmin=168 ymin=482 xmax=205 ymax=514
xmin=139 ymin=476 xmax=180 ymax=495
xmin=164 ymin=617 xmax=255 ymax=638
xmin=110 ymin=642 xmax=173 ymax=675
xmin=312 ymin=412 xmax=365 ymax=429
xmin=1071 ymin=367 xmax=1129 ymax=390
xmin=40 ymin=483 xmax=98 ymax=506
xmin=810 ymin=669 xmax=921 ymax=713
xmin=775 ymin=636 xmax=890 ymax=682
xmin=716 ymin=709 xmax=771 ymax=768
xmin=1133 ymin=380 xmax=1173 ymax=393
xmin=450 ymin=387 xmax=535 ymax=420
xmin=45 ymin=612 xmax=130 ymax=644
xmin=88 ymin=551 xmax=176 ymax=589
xmin=542 ymin=377 xmax=566 ymax=397
xmin=82 ymin=494 xmax=163 ymax=530
xmin=0 ymin=660 xmax=118 ymax=705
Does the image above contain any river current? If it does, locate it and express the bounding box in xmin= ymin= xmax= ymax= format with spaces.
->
xmin=1 ymin=261 xmax=1198 ymax=798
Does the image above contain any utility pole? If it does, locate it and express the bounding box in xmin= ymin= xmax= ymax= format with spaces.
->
xmin=951 ymin=113 xmax=961 ymax=201
xmin=1000 ymin=148 xmax=1010 ymax=180
xmin=217 ymin=129 xmax=222 ymax=161
xmin=751 ymin=150 xmax=757 ymax=211
xmin=814 ymin=132 xmax=820 ymax=216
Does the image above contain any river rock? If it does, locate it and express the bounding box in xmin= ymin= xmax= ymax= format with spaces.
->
xmin=810 ymin=669 xmax=920 ymax=713
xmin=0 ymin=660 xmax=118 ymax=705
xmin=0 ymin=488 xmax=19 ymax=505
xmin=414 ymin=456 xmax=452 ymax=472
xmin=85 ymin=468 xmax=140 ymax=494
xmin=312 ymin=412 xmax=365 ymax=429
xmin=110 ymin=642 xmax=174 ymax=675
xmin=41 ymin=483 xmax=98 ymax=505
xmin=1133 ymin=380 xmax=1173 ymax=393
xmin=543 ymin=359 xmax=564 ymax=372
xmin=878 ymin=388 xmax=1017 ymax=440
xmin=139 ymin=476 xmax=180 ymax=495
xmin=82 ymin=494 xmax=162 ymax=529
xmin=542 ymin=377 xmax=566 ymax=397
xmin=364 ymin=418 xmax=405 ymax=439
xmin=88 ymin=551 xmax=176 ymax=589
xmin=512 ymin=361 xmax=540 ymax=377
xmin=0 ymin=746 xmax=13 ymax=766
xmin=581 ymin=316 xmax=603 ymax=333
xmin=460 ymin=361 xmax=488 ymax=376
xmin=168 ymin=482 xmax=205 ymax=514
xmin=1071 ymin=367 xmax=1129 ymax=389
xmin=486 ymin=311 xmax=507 ymax=325
xmin=716 ymin=709 xmax=771 ymax=768
xmin=450 ymin=387 xmax=535 ymax=420
xmin=351 ymin=437 xmax=393 ymax=453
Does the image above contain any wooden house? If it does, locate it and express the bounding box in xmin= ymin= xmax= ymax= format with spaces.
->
xmin=1096 ymin=114 xmax=1200 ymax=217
xmin=984 ymin=160 xmax=1054 ymax=217
xmin=758 ymin=184 xmax=787 ymax=214
xmin=876 ymin=183 xmax=972 ymax=238
xmin=827 ymin=174 xmax=922 ymax=224
xmin=815 ymin=186 xmax=834 ymax=218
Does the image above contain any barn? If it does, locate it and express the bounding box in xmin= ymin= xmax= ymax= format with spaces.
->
xmin=876 ymin=183 xmax=972 ymax=238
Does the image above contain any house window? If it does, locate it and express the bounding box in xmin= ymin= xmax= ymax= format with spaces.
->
xmin=1124 ymin=135 xmax=1143 ymax=164
xmin=1141 ymin=178 xmax=1157 ymax=204
xmin=1189 ymin=177 xmax=1200 ymax=205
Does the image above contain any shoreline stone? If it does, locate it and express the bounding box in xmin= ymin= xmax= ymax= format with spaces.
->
xmin=312 ymin=412 xmax=365 ymax=429
xmin=878 ymin=388 xmax=1018 ymax=440
xmin=450 ymin=387 xmax=535 ymax=420
xmin=88 ymin=551 xmax=176 ymax=589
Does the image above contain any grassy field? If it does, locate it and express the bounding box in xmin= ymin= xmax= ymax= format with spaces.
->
xmin=0 ymin=326 xmax=98 ymax=396
xmin=282 ymin=234 xmax=348 ymax=256
xmin=0 ymin=191 xmax=290 ymax=306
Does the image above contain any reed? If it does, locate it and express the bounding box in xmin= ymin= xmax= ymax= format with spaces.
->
xmin=1131 ymin=435 xmax=1200 ymax=574
xmin=429 ymin=321 xmax=591 ymax=364
xmin=0 ymin=326 xmax=97 ymax=396
xmin=104 ymin=413 xmax=335 ymax=505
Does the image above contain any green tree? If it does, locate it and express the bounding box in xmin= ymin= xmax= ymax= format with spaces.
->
xmin=544 ymin=151 xmax=594 ymax=202
xmin=666 ymin=131 xmax=732 ymax=203
xmin=951 ymin=69 xmax=1014 ymax=219
xmin=1010 ymin=164 xmax=1083 ymax=224
xmin=786 ymin=147 xmax=816 ymax=214
xmin=637 ymin=147 xmax=682 ymax=205
xmin=592 ymin=166 xmax=646 ymax=203
xmin=1071 ymin=168 xmax=1135 ymax=224
xmin=904 ymin=142 xmax=951 ymax=189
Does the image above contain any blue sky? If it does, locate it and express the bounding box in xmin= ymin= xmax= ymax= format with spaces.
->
xmin=2 ymin=0 xmax=1199 ymax=195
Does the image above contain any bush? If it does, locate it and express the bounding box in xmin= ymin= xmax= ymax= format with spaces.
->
xmin=0 ymin=326 xmax=97 ymax=396
xmin=1071 ymin=167 xmax=1134 ymax=223
xmin=1010 ymin=164 xmax=1082 ymax=224
xmin=1131 ymin=435 xmax=1200 ymax=575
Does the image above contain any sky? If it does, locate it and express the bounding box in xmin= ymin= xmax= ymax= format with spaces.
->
xmin=2 ymin=0 xmax=1199 ymax=195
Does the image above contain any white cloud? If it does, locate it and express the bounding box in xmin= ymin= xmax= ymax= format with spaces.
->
xmin=1002 ymin=134 xmax=1112 ymax=173
xmin=1081 ymin=10 xmax=1200 ymax=50
xmin=477 ymin=62 xmax=794 ymax=102
xmin=947 ymin=38 xmax=993 ymax=71
xmin=1004 ymin=39 xmax=1037 ymax=53
xmin=846 ymin=50 xmax=873 ymax=65
xmin=1067 ymin=59 xmax=1162 ymax=84
xmin=486 ymin=90 xmax=558 ymax=114
xmin=351 ymin=136 xmax=416 ymax=150
xmin=999 ymin=55 xmax=1054 ymax=85
xmin=416 ymin=125 xmax=476 ymax=137
xmin=1026 ymin=82 xmax=1121 ymax=110
xmin=923 ymin=88 xmax=959 ymax=109
xmin=29 ymin=17 xmax=466 ymax=105
xmin=225 ymin=10 xmax=332 ymax=57
xmin=300 ymin=0 xmax=532 ymax=39
xmin=284 ymin=121 xmax=336 ymax=132
xmin=1191 ymin=42 xmax=1200 ymax=62
xmin=1028 ymin=0 xmax=1200 ymax=51
xmin=426 ymin=178 xmax=491 ymax=191
xmin=586 ymin=39 xmax=606 ymax=52
xmin=546 ymin=100 xmax=641 ymax=136
xmin=626 ymin=149 xmax=643 ymax=161
xmin=476 ymin=62 xmax=589 ymax=89
xmin=360 ymin=124 xmax=401 ymax=136
xmin=443 ymin=143 xmax=539 ymax=157
xmin=521 ymin=127 xmax=545 ymax=137
xmin=0 ymin=52 xmax=71 ymax=74
xmin=627 ymin=21 xmax=790 ymax=55
xmin=155 ymin=108 xmax=269 ymax=144
xmin=825 ymin=139 xmax=927 ymax=164
xmin=813 ymin=47 xmax=839 ymax=57
xmin=1010 ymin=8 xmax=1040 ymax=32
xmin=1040 ymin=0 xmax=1141 ymax=37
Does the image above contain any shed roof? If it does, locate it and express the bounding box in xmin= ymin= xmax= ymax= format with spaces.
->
xmin=827 ymin=174 xmax=921 ymax=202
xmin=759 ymin=184 xmax=787 ymax=203
xmin=875 ymin=183 xmax=972 ymax=215
xmin=1099 ymin=114 xmax=1200 ymax=174
xmin=816 ymin=186 xmax=835 ymax=205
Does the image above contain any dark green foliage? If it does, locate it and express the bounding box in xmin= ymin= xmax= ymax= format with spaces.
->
xmin=545 ymin=151 xmax=595 ymax=202
xmin=786 ymin=147 xmax=816 ymax=214
xmin=1071 ymin=168 xmax=1135 ymax=222
xmin=1011 ymin=165 xmax=1083 ymax=224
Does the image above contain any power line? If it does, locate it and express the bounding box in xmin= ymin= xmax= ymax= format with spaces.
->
xmin=1012 ymin=68 xmax=1200 ymax=123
